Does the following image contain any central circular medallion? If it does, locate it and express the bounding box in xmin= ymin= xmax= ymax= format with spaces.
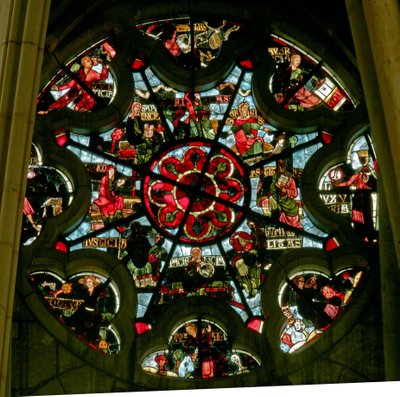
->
xmin=142 ymin=140 xmax=250 ymax=244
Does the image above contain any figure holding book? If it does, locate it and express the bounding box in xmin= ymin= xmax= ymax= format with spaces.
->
xmin=269 ymin=158 xmax=303 ymax=229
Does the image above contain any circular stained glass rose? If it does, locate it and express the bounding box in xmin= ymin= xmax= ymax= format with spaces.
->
xmin=142 ymin=140 xmax=250 ymax=244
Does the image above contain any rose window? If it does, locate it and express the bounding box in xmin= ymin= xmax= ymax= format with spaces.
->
xmin=19 ymin=7 xmax=379 ymax=389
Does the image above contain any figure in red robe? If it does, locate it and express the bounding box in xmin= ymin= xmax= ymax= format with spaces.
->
xmin=230 ymin=102 xmax=273 ymax=157
xmin=40 ymin=56 xmax=109 ymax=113
xmin=93 ymin=165 xmax=125 ymax=222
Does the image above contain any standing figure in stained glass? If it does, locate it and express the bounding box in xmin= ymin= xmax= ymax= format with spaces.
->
xmin=230 ymin=102 xmax=273 ymax=157
xmin=332 ymin=150 xmax=377 ymax=242
xmin=38 ymin=56 xmax=109 ymax=113
xmin=229 ymin=231 xmax=261 ymax=297
xmin=182 ymin=91 xmax=214 ymax=139
xmin=93 ymin=165 xmax=125 ymax=224
xmin=154 ymin=354 xmax=168 ymax=375
xmin=179 ymin=322 xmax=228 ymax=379
xmin=257 ymin=172 xmax=273 ymax=217
xmin=174 ymin=322 xmax=199 ymax=378
xmin=116 ymin=102 xmax=142 ymax=158
xmin=126 ymin=101 xmax=144 ymax=145
xmin=147 ymin=233 xmax=168 ymax=284
xmin=269 ymin=158 xmax=303 ymax=229
xmin=247 ymin=219 xmax=270 ymax=271
xmin=33 ymin=170 xmax=62 ymax=217
xmin=199 ymin=323 xmax=216 ymax=378
xmin=273 ymin=52 xmax=322 ymax=111
xmin=23 ymin=197 xmax=42 ymax=233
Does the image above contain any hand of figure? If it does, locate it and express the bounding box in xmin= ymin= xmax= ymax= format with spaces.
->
xmin=93 ymin=57 xmax=103 ymax=65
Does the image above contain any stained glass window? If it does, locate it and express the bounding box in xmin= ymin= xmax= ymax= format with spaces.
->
xmin=268 ymin=35 xmax=355 ymax=112
xmin=24 ymin=13 xmax=377 ymax=384
xmin=141 ymin=318 xmax=260 ymax=378
xmin=36 ymin=39 xmax=117 ymax=114
xmin=278 ymin=267 xmax=364 ymax=353
xmin=319 ymin=133 xmax=378 ymax=242
xmin=137 ymin=18 xmax=241 ymax=68
xmin=22 ymin=143 xmax=73 ymax=246
xmin=30 ymin=271 xmax=120 ymax=354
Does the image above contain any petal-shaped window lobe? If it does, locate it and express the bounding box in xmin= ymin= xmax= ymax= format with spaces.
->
xmin=278 ymin=268 xmax=364 ymax=353
xmin=268 ymin=35 xmax=356 ymax=112
xmin=30 ymin=271 xmax=120 ymax=355
xmin=36 ymin=39 xmax=117 ymax=114
xmin=141 ymin=318 xmax=260 ymax=378
xmin=22 ymin=144 xmax=74 ymax=246
xmin=137 ymin=18 xmax=241 ymax=68
xmin=319 ymin=134 xmax=378 ymax=243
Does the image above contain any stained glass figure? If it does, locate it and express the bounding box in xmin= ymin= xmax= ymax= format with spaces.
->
xmin=36 ymin=39 xmax=116 ymax=114
xmin=122 ymin=224 xmax=168 ymax=288
xmin=319 ymin=134 xmax=378 ymax=242
xmin=268 ymin=35 xmax=355 ymax=112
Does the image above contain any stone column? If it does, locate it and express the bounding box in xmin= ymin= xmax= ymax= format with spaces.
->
xmin=0 ymin=1 xmax=51 ymax=395
xmin=345 ymin=0 xmax=400 ymax=380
